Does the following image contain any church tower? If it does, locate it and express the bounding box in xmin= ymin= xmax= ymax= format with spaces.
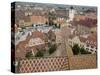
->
xmin=69 ymin=6 xmax=75 ymax=21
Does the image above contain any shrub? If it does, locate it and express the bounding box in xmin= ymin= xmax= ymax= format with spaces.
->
xmin=25 ymin=51 xmax=33 ymax=59
xmin=49 ymin=44 xmax=57 ymax=54
xmin=80 ymin=47 xmax=91 ymax=54
xmin=72 ymin=44 xmax=80 ymax=55
xmin=35 ymin=50 xmax=44 ymax=57
xmin=72 ymin=44 xmax=91 ymax=55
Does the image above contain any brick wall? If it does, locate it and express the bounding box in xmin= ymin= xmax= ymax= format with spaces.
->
xmin=18 ymin=56 xmax=69 ymax=73
xmin=69 ymin=54 xmax=97 ymax=70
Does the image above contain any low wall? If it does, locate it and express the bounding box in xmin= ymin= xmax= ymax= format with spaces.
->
xmin=69 ymin=54 xmax=97 ymax=70
xmin=18 ymin=56 xmax=69 ymax=73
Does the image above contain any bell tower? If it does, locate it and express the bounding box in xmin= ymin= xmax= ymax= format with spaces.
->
xmin=69 ymin=6 xmax=75 ymax=21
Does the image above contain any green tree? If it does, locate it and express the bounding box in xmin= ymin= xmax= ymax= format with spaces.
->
xmin=72 ymin=44 xmax=91 ymax=55
xmin=35 ymin=50 xmax=44 ymax=57
xmin=80 ymin=47 xmax=91 ymax=54
xmin=72 ymin=44 xmax=80 ymax=55
xmin=49 ymin=44 xmax=57 ymax=54
xmin=48 ymin=30 xmax=56 ymax=42
xmin=48 ymin=12 xmax=56 ymax=26
xmin=25 ymin=51 xmax=33 ymax=59
xmin=45 ymin=21 xmax=48 ymax=25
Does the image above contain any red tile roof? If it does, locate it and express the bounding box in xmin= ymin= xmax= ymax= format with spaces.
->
xmin=79 ymin=33 xmax=97 ymax=47
xmin=73 ymin=17 xmax=97 ymax=28
xmin=15 ymin=31 xmax=48 ymax=59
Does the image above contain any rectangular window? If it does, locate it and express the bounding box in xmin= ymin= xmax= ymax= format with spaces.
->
xmin=91 ymin=46 xmax=94 ymax=48
xmin=86 ymin=48 xmax=89 ymax=50
xmin=87 ymin=44 xmax=89 ymax=47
